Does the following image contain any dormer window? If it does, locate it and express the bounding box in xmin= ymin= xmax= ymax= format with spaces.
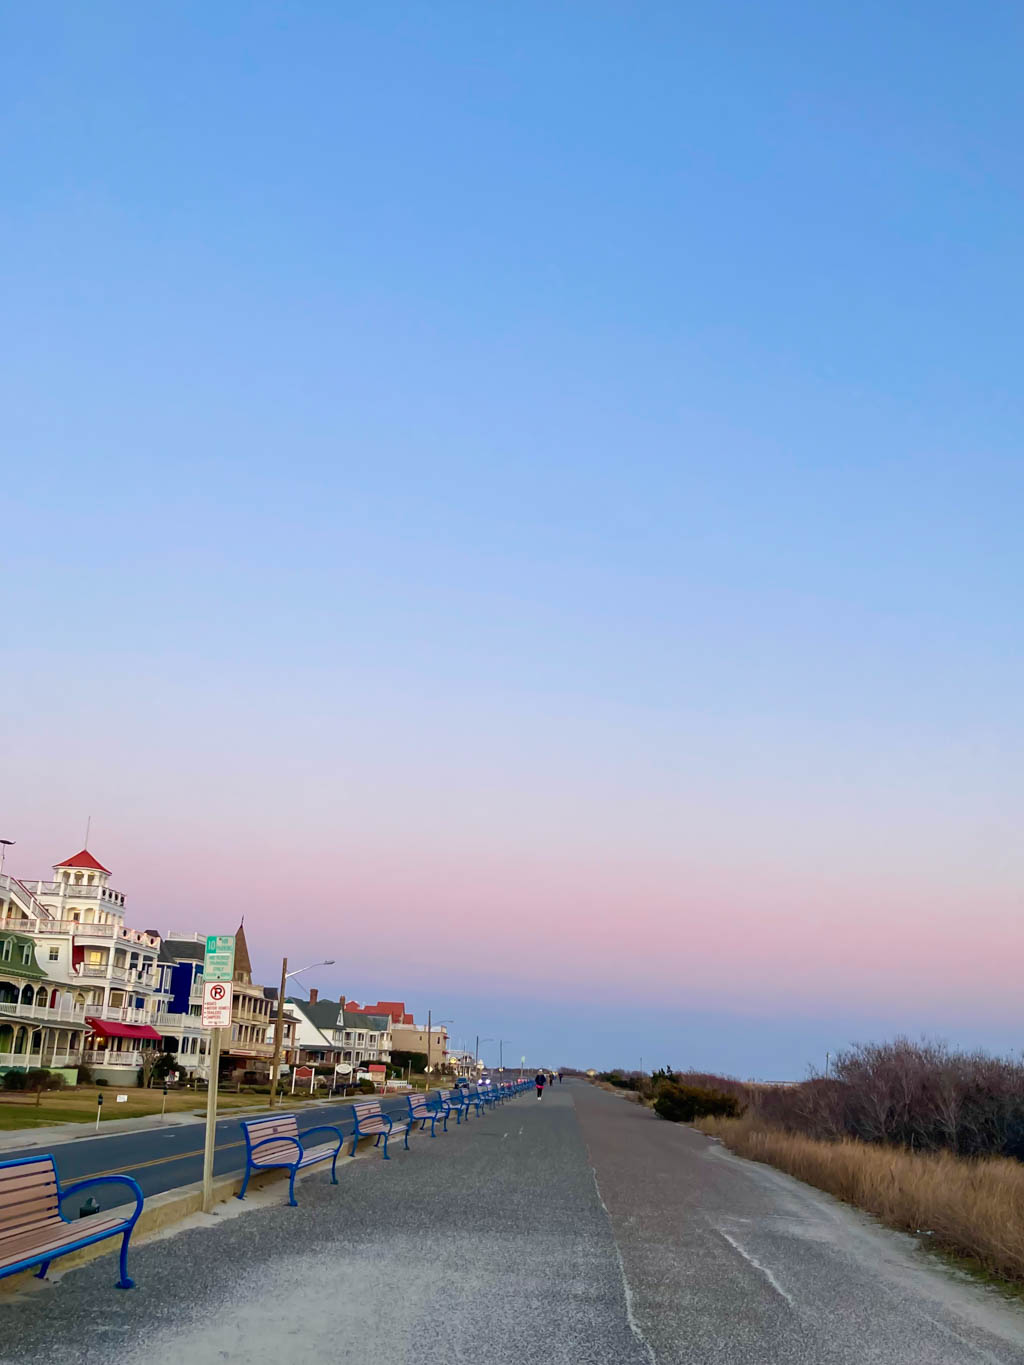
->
xmin=1 ymin=941 xmax=9 ymax=962
xmin=21 ymin=945 xmax=31 ymax=965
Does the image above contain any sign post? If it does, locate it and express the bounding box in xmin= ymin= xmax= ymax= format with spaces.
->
xmin=201 ymin=935 xmax=235 ymax=1213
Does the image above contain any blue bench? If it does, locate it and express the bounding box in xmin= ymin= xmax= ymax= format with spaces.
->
xmin=436 ymin=1088 xmax=468 ymax=1123
xmin=407 ymin=1091 xmax=444 ymax=1136
xmin=351 ymin=1099 xmax=411 ymax=1158
xmin=0 ymin=1154 xmax=143 ymax=1290
xmin=237 ymin=1113 xmax=344 ymax=1207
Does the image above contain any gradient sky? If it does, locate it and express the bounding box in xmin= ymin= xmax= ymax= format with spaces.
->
xmin=3 ymin=3 xmax=1023 ymax=1077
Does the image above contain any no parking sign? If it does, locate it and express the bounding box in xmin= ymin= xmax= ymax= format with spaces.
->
xmin=202 ymin=979 xmax=232 ymax=1028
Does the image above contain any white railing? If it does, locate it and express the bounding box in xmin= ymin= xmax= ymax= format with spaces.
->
xmin=0 ymin=918 xmax=116 ymax=937
xmin=0 ymin=1001 xmax=87 ymax=1023
xmin=77 ymin=965 xmax=111 ymax=978
xmin=0 ymin=1051 xmax=79 ymax=1069
xmin=29 ymin=883 xmax=126 ymax=908
xmin=93 ymin=1005 xmax=149 ymax=1026
xmin=153 ymin=1012 xmax=202 ymax=1032
xmin=83 ymin=1049 xmax=143 ymax=1067
xmin=118 ymin=928 xmax=160 ymax=947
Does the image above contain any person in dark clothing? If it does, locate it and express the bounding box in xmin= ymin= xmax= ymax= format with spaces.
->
xmin=535 ymin=1071 xmax=546 ymax=1099
xmin=558 ymin=1072 xmax=563 ymax=1083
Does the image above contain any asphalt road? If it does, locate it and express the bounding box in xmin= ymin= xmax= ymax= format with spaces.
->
xmin=5 ymin=1082 xmax=1024 ymax=1364
xmin=0 ymin=1092 xmax=422 ymax=1198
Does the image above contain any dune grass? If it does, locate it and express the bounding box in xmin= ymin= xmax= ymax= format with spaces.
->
xmin=696 ymin=1114 xmax=1024 ymax=1284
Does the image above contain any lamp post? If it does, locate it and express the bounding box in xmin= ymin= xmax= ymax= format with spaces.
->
xmin=426 ymin=1012 xmax=453 ymax=1081
xmin=268 ymin=958 xmax=335 ymax=1109
xmin=497 ymin=1039 xmax=511 ymax=1073
xmin=0 ymin=840 xmax=14 ymax=878
xmin=475 ymin=1036 xmax=493 ymax=1073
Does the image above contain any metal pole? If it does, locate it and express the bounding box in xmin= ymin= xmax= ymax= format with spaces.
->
xmin=202 ymin=1028 xmax=220 ymax=1212
xmin=499 ymin=1040 xmax=503 ymax=1072
xmin=427 ymin=1008 xmax=431 ymax=1079
xmin=268 ymin=956 xmax=287 ymax=1109
xmin=475 ymin=1034 xmax=479 ymax=1068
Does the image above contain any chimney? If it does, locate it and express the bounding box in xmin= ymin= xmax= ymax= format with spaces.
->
xmin=308 ymin=988 xmax=319 ymax=1005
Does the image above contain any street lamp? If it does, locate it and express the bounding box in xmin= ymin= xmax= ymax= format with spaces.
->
xmin=475 ymin=1036 xmax=493 ymax=1072
xmin=0 ymin=840 xmax=14 ymax=878
xmin=269 ymin=957 xmax=335 ymax=1108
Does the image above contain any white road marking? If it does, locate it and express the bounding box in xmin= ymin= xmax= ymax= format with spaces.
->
xmin=591 ymin=1168 xmax=658 ymax=1364
xmin=716 ymin=1228 xmax=795 ymax=1308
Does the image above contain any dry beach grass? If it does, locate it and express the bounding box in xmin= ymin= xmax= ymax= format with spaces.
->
xmin=697 ymin=1113 xmax=1024 ymax=1283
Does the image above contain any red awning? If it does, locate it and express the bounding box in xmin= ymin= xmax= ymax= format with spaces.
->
xmin=86 ymin=1017 xmax=163 ymax=1042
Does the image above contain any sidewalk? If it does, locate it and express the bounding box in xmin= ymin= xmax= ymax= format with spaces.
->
xmin=0 ymin=1086 xmax=648 ymax=1365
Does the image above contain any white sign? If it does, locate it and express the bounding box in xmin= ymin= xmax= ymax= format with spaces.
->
xmin=202 ymin=979 xmax=232 ymax=1029
xmin=116 ymin=1094 xmax=128 ymax=1103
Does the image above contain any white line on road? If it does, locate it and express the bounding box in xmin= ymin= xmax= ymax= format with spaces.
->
xmin=591 ymin=1168 xmax=658 ymax=1365
xmin=716 ymin=1228 xmax=795 ymax=1308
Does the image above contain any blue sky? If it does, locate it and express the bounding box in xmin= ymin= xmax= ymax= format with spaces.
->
xmin=3 ymin=2 xmax=1023 ymax=1074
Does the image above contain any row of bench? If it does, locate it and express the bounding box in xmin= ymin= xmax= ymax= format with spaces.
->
xmin=0 ymin=1078 xmax=532 ymax=1290
xmin=238 ymin=1079 xmax=532 ymax=1205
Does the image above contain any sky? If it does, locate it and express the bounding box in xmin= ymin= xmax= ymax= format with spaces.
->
xmin=2 ymin=2 xmax=1023 ymax=1077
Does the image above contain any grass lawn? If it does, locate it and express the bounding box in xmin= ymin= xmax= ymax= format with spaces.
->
xmin=0 ymin=1085 xmax=264 ymax=1130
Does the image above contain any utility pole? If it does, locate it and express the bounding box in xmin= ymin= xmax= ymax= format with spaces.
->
xmin=268 ymin=956 xmax=287 ymax=1109
xmin=427 ymin=1008 xmax=431 ymax=1078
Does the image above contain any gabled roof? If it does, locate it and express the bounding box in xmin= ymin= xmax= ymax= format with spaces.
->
xmin=161 ymin=939 xmax=205 ymax=963
xmin=348 ymin=1000 xmax=412 ymax=1024
xmin=286 ymin=997 xmax=344 ymax=1035
xmin=54 ymin=849 xmax=110 ymax=874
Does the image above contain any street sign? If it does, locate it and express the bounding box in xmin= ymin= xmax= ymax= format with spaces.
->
xmin=201 ymin=979 xmax=232 ymax=1029
xmin=203 ymin=934 xmax=235 ymax=983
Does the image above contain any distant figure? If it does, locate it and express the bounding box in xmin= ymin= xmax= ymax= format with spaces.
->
xmin=535 ymin=1071 xmax=546 ymax=1099
xmin=558 ymin=1072 xmax=563 ymax=1084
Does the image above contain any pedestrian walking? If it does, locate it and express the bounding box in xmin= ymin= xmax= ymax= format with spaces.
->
xmin=535 ymin=1071 xmax=546 ymax=1099
xmin=558 ymin=1072 xmax=563 ymax=1084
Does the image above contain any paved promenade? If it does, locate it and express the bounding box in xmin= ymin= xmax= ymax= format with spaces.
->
xmin=6 ymin=1083 xmax=1024 ymax=1363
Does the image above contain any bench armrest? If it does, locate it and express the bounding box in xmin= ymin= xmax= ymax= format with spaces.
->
xmin=59 ymin=1175 xmax=144 ymax=1227
xmin=297 ymin=1125 xmax=344 ymax=1148
xmin=249 ymin=1135 xmax=303 ymax=1159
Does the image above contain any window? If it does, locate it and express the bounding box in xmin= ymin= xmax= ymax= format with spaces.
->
xmin=48 ymin=947 xmax=59 ymax=961
xmin=0 ymin=941 xmax=9 ymax=961
xmin=21 ymin=946 xmax=31 ymax=965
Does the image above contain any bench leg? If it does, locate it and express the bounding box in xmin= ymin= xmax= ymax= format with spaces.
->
xmin=116 ymin=1229 xmax=135 ymax=1290
xmin=381 ymin=1133 xmax=390 ymax=1159
xmin=350 ymin=1133 xmax=358 ymax=1157
xmin=287 ymin=1166 xmax=299 ymax=1207
xmin=441 ymin=1112 xmax=449 ymax=1131
xmin=429 ymin=1115 xmax=437 ymax=1137
xmin=236 ymin=1162 xmax=252 ymax=1201
xmin=403 ymin=1126 xmax=410 ymax=1150
xmin=331 ymin=1147 xmax=340 ymax=1185
xmin=35 ymin=1261 xmax=50 ymax=1281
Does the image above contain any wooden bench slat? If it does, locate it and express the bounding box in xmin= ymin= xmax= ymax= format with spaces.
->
xmin=0 ymin=1196 xmax=61 ymax=1233
xmin=0 ymin=1216 xmax=127 ymax=1272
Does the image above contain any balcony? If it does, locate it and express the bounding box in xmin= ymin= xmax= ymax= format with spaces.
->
xmin=0 ymin=1000 xmax=87 ymax=1025
xmin=0 ymin=918 xmax=116 ymax=938
xmin=152 ymin=1012 xmax=202 ymax=1032
xmin=82 ymin=1049 xmax=143 ymax=1068
xmin=91 ymin=1005 xmax=149 ymax=1027
xmin=0 ymin=1051 xmax=79 ymax=1070
xmin=28 ymin=882 xmax=126 ymax=909
xmin=77 ymin=965 xmax=111 ymax=978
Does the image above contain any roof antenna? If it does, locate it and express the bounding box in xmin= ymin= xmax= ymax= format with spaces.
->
xmin=84 ymin=815 xmax=92 ymax=849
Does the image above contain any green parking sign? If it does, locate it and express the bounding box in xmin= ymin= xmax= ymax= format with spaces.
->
xmin=203 ymin=934 xmax=236 ymax=983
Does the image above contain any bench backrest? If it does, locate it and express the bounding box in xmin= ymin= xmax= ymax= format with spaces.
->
xmin=241 ymin=1114 xmax=300 ymax=1161
xmin=408 ymin=1093 xmax=432 ymax=1111
xmin=353 ymin=1100 xmax=383 ymax=1121
xmin=0 ymin=1157 xmax=60 ymax=1249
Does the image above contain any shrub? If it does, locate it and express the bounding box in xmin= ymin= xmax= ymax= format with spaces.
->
xmin=96 ymin=1078 xmax=109 ymax=1087
xmin=2 ymin=1072 xmax=26 ymax=1091
xmin=357 ymin=1079 xmax=376 ymax=1094
xmin=76 ymin=1063 xmax=93 ymax=1085
xmin=654 ymin=1083 xmax=742 ymax=1123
